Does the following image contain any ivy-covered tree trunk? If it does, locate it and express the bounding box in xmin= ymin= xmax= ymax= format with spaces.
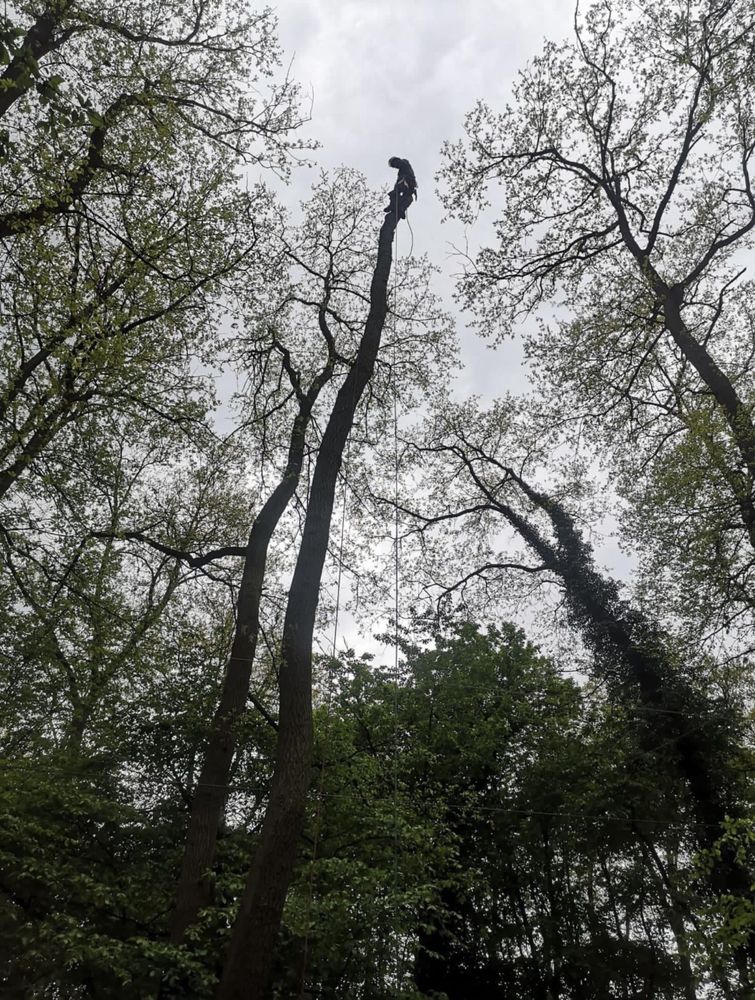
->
xmin=216 ymin=204 xmax=398 ymax=1000
xmin=497 ymin=471 xmax=755 ymax=982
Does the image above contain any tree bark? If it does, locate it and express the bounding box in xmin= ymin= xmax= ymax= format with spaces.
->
xmin=170 ymin=354 xmax=335 ymax=942
xmin=215 ymin=206 xmax=398 ymax=1000
xmin=0 ymin=2 xmax=75 ymax=121
xmin=496 ymin=471 xmax=755 ymax=978
xmin=659 ymin=287 xmax=755 ymax=550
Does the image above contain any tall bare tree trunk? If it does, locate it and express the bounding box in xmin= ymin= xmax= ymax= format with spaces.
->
xmin=170 ymin=356 xmax=335 ymax=942
xmin=215 ymin=206 xmax=398 ymax=1000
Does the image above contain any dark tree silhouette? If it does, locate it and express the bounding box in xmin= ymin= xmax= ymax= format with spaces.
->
xmin=216 ymin=187 xmax=402 ymax=1000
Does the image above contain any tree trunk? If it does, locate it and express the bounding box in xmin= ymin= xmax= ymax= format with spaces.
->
xmin=0 ymin=2 xmax=73 ymax=122
xmin=665 ymin=905 xmax=698 ymax=1000
xmin=660 ymin=287 xmax=755 ymax=551
xmin=215 ymin=206 xmax=398 ymax=1000
xmin=498 ymin=472 xmax=755 ymax=978
xmin=170 ymin=367 xmax=333 ymax=942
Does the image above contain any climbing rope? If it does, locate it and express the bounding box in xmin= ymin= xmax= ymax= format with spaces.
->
xmin=297 ymin=435 xmax=350 ymax=998
xmin=391 ymin=193 xmax=403 ymax=994
xmin=299 ymin=188 xmax=406 ymax=998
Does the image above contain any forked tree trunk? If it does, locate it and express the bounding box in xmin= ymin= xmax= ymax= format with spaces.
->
xmin=216 ymin=207 xmax=398 ymax=1000
xmin=170 ymin=358 xmax=335 ymax=942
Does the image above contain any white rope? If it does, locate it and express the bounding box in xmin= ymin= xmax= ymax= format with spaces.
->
xmin=298 ymin=475 xmax=347 ymax=997
xmin=301 ymin=182 xmax=404 ymax=997
xmin=331 ymin=441 xmax=350 ymax=661
xmin=391 ymin=191 xmax=402 ymax=993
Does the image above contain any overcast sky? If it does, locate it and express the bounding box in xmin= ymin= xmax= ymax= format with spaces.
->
xmin=273 ymin=0 xmax=573 ymax=188
xmin=270 ymin=0 xmax=577 ymax=399
xmin=260 ymin=0 xmax=629 ymax=656
xmin=262 ymin=2 xmax=631 ymax=655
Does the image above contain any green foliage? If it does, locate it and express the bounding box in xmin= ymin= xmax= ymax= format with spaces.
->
xmin=274 ymin=623 xmax=714 ymax=999
xmin=687 ymin=818 xmax=755 ymax=975
xmin=0 ymin=758 xmax=169 ymax=996
xmin=0 ymin=1 xmax=752 ymax=997
xmin=439 ymin=0 xmax=755 ymax=658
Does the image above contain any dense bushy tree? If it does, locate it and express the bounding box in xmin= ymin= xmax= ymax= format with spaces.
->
xmin=0 ymin=1 xmax=307 ymax=993
xmin=0 ymin=0 xmax=309 ymax=506
xmin=280 ymin=623 xmax=729 ymax=999
xmin=434 ymin=2 xmax=755 ymax=985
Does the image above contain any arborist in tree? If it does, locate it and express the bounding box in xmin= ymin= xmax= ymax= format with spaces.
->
xmin=385 ymin=156 xmax=417 ymax=220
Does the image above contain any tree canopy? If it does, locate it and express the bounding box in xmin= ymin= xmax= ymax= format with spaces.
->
xmin=0 ymin=1 xmax=753 ymax=998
